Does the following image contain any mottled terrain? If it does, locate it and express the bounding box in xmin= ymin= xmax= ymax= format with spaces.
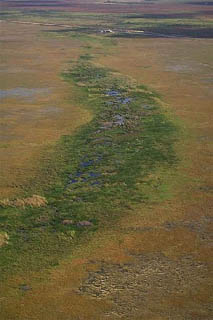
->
xmin=0 ymin=1 xmax=212 ymax=319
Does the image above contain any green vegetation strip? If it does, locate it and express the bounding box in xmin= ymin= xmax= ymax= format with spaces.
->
xmin=0 ymin=61 xmax=177 ymax=279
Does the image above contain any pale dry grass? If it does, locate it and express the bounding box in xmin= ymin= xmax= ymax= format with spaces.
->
xmin=0 ymin=232 xmax=9 ymax=248
xmin=0 ymin=195 xmax=47 ymax=208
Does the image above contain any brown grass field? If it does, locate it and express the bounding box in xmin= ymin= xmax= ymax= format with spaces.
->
xmin=0 ymin=22 xmax=92 ymax=197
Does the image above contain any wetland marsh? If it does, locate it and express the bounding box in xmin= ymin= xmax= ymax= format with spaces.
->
xmin=0 ymin=2 xmax=213 ymax=319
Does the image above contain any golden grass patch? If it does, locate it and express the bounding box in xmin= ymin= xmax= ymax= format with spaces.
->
xmin=0 ymin=232 xmax=9 ymax=248
xmin=0 ymin=195 xmax=47 ymax=208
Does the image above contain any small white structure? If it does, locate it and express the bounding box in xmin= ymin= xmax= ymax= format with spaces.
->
xmin=101 ymin=29 xmax=114 ymax=34
xmin=128 ymin=30 xmax=144 ymax=34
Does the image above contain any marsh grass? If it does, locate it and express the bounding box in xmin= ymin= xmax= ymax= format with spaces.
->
xmin=0 ymin=60 xmax=178 ymax=279
xmin=2 ymin=9 xmax=211 ymax=39
xmin=115 ymin=15 xmax=213 ymax=38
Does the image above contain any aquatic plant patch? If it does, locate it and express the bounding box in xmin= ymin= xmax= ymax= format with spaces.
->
xmin=0 ymin=61 xmax=177 ymax=279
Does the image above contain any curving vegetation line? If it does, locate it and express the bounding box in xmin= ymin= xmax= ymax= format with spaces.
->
xmin=0 ymin=60 xmax=177 ymax=278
